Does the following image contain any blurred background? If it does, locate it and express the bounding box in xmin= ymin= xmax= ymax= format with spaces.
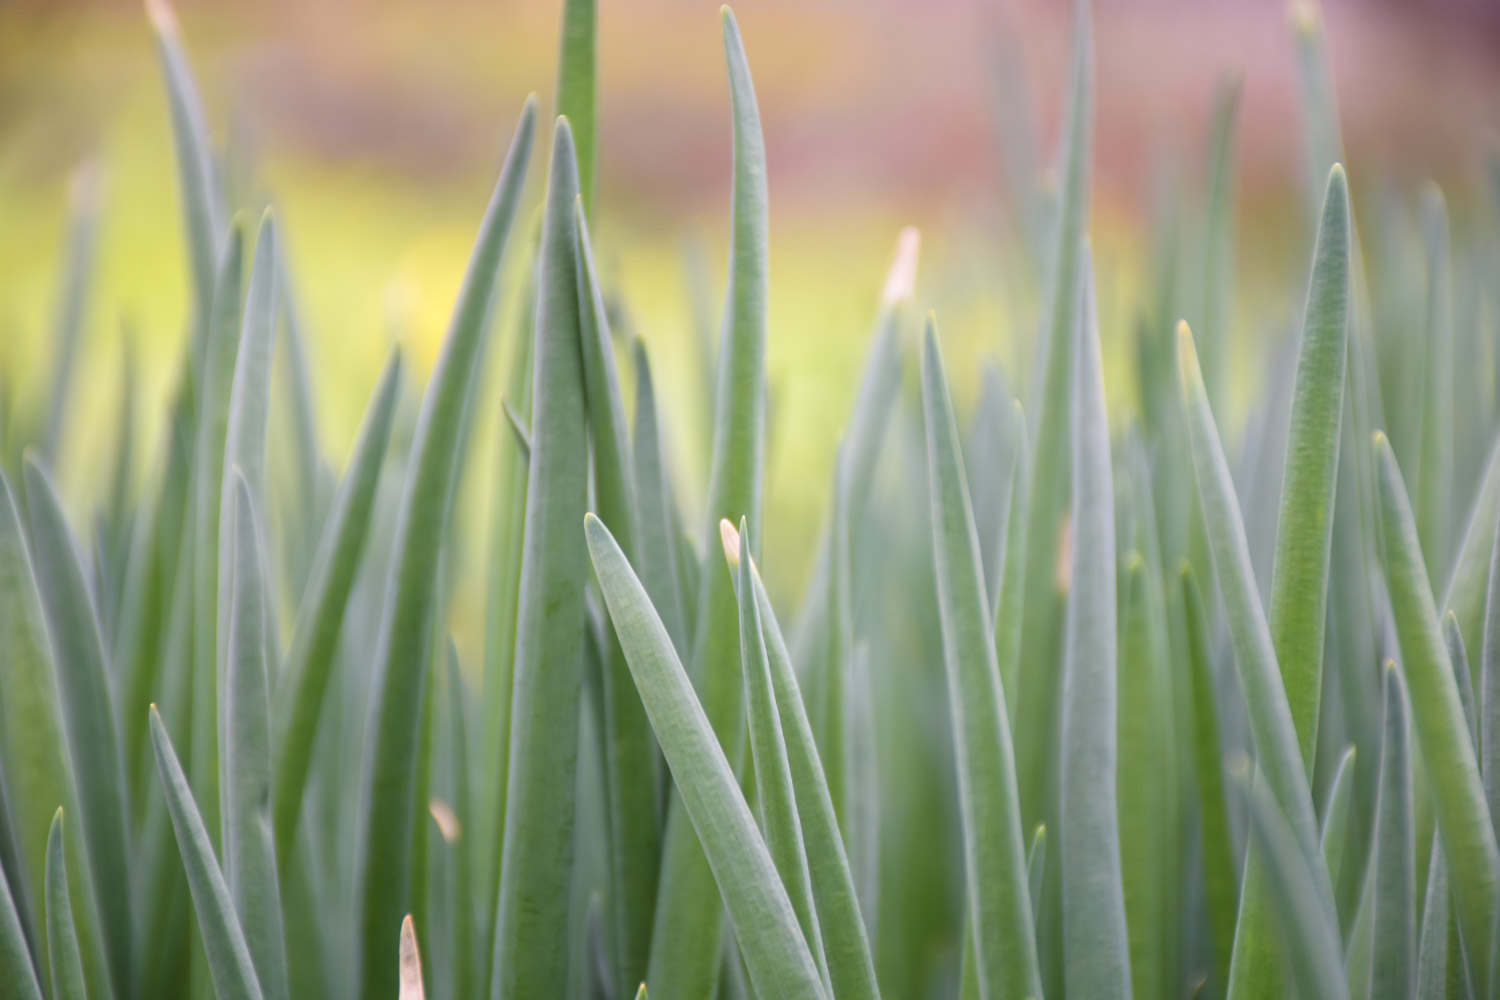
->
xmin=3 ymin=0 xmax=1500 ymax=607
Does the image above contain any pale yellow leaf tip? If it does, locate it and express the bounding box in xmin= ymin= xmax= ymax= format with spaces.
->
xmin=881 ymin=227 xmax=921 ymax=308
xmin=1289 ymin=0 xmax=1321 ymax=37
xmin=1371 ymin=429 xmax=1389 ymax=451
xmin=145 ymin=0 xmax=177 ymax=35
xmin=634 ymin=985 xmax=647 ymax=1000
xmin=719 ymin=518 xmax=741 ymax=571
xmin=398 ymin=914 xmax=425 ymax=1000
xmin=427 ymin=799 xmax=461 ymax=845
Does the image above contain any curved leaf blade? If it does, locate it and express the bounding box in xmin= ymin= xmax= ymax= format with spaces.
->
xmin=272 ymin=349 xmax=402 ymax=860
xmin=585 ymin=514 xmax=826 ymax=1000
xmin=648 ymin=10 xmax=770 ymax=994
xmin=354 ymin=95 xmax=536 ymax=999
xmin=149 ymin=706 xmax=264 ymax=1000
xmin=1374 ymin=432 xmax=1500 ymax=992
xmin=921 ymin=318 xmax=1040 ymax=1000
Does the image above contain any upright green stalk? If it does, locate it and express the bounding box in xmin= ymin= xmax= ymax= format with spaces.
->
xmin=574 ymin=200 xmax=661 ymax=995
xmin=1370 ymin=664 xmax=1414 ymax=999
xmin=353 ymin=97 xmax=535 ymax=999
xmin=921 ymin=318 xmax=1040 ymax=1000
xmin=1059 ymin=258 xmax=1131 ymax=998
xmin=1267 ymin=164 xmax=1350 ymax=768
xmin=221 ymin=477 xmax=289 ymax=1000
xmin=492 ymin=117 xmax=590 ymax=1000
xmin=1374 ymin=433 xmax=1499 ymax=992
xmin=647 ymin=11 xmax=769 ymax=995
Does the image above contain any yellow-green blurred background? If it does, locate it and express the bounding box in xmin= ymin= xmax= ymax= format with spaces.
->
xmin=3 ymin=0 xmax=1500 ymax=610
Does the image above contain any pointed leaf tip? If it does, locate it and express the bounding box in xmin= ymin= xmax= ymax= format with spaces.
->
xmin=880 ymin=227 xmax=921 ymax=307
xmin=145 ymin=0 xmax=177 ymax=33
xmin=1290 ymin=0 xmax=1321 ymax=35
xmin=720 ymin=518 xmax=741 ymax=570
xmin=398 ymin=914 xmax=424 ymax=1000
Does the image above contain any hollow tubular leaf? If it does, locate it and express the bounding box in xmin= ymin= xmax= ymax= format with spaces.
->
xmin=724 ymin=519 xmax=827 ymax=985
xmin=1374 ymin=432 xmax=1500 ymax=991
xmin=1370 ymin=664 xmax=1415 ymax=1000
xmin=920 ymin=318 xmax=1040 ymax=1000
xmin=491 ymin=116 xmax=591 ymax=1000
xmin=0 ymin=858 xmax=43 ymax=1000
xmin=1177 ymin=322 xmax=1332 ymax=999
xmin=555 ymin=0 xmax=596 ymax=213
xmin=585 ymin=514 xmax=826 ymax=999
xmin=22 ymin=456 xmax=132 ymax=995
xmin=0 ymin=471 xmax=109 ymax=1000
xmin=353 ymin=96 xmax=535 ymax=999
xmin=631 ymin=340 xmax=689 ymax=656
xmin=222 ymin=475 xmax=289 ymax=1000
xmin=147 ymin=0 xmax=225 ymax=327
xmin=1059 ymin=257 xmax=1131 ymax=998
xmin=1484 ymin=503 xmax=1500 ymax=828
xmin=1268 ymin=164 xmax=1350 ymax=768
xmin=574 ymin=199 xmax=661 ymax=995
xmin=1180 ymin=565 xmax=1238 ymax=986
xmin=648 ymin=11 xmax=769 ymax=995
xmin=1234 ymin=765 xmax=1348 ymax=1000
xmin=1318 ymin=745 xmax=1357 ymax=898
xmin=1017 ymin=0 xmax=1092 ymax=834
xmin=738 ymin=528 xmax=881 ymax=999
xmin=44 ymin=810 xmax=86 ymax=1000
xmin=149 ymin=706 xmax=264 ymax=1000
xmin=272 ymin=349 xmax=403 ymax=860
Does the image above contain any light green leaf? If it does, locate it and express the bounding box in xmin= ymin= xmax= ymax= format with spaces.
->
xmin=1414 ymin=185 xmax=1453 ymax=583
xmin=1026 ymin=824 xmax=1047 ymax=926
xmin=188 ymin=216 xmax=246 ymax=853
xmin=0 ymin=852 xmax=43 ymax=1000
xmin=733 ymin=525 xmax=880 ymax=1000
xmin=920 ymin=317 xmax=1040 ymax=1000
xmin=1118 ymin=553 xmax=1170 ymax=1000
xmin=491 ymin=115 xmax=590 ymax=1000
xmin=648 ymin=10 xmax=769 ymax=995
xmin=1374 ymin=431 xmax=1500 ymax=992
xmin=1177 ymin=322 xmax=1333 ymax=999
xmin=354 ymin=95 xmax=535 ymax=999
xmin=631 ymin=339 xmax=689 ymax=656
xmin=147 ymin=0 xmax=225 ymax=331
xmin=554 ymin=0 xmax=596 ymax=214
xmin=1267 ymin=163 xmax=1350 ymax=768
xmin=22 ymin=456 xmax=131 ymax=995
xmin=1180 ymin=564 xmax=1238 ymax=988
xmin=992 ymin=399 xmax=1029 ymax=712
xmin=272 ymin=349 xmax=403 ymax=860
xmin=1483 ymin=500 xmax=1500 ymax=829
xmin=1442 ymin=434 xmax=1500 ymax=660
xmin=222 ymin=474 xmax=289 ymax=1000
xmin=1016 ymin=0 xmax=1091 ymax=838
xmin=1370 ymin=663 xmax=1415 ymax=999
xmin=40 ymin=164 xmax=101 ymax=464
xmin=149 ymin=705 xmax=265 ymax=1000
xmin=723 ymin=518 xmax=828 ymax=987
xmin=1318 ymin=745 xmax=1357 ymax=900
xmin=585 ymin=513 xmax=825 ymax=1000
xmin=0 ymin=471 xmax=110 ymax=1000
xmin=574 ymin=198 xmax=661 ymax=996
xmin=1059 ymin=256 xmax=1130 ymax=998
xmin=44 ymin=810 xmax=86 ymax=1000
xmin=1233 ymin=762 xmax=1348 ymax=1000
